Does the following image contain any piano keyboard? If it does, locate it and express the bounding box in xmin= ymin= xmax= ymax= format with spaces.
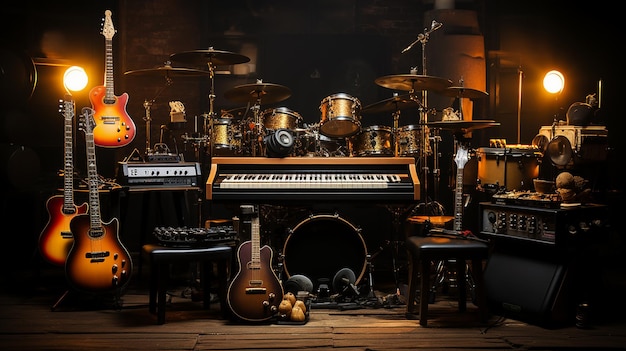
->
xmin=218 ymin=173 xmax=402 ymax=189
xmin=207 ymin=157 xmax=420 ymax=202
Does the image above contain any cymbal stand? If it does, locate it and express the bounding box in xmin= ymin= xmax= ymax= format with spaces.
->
xmin=141 ymin=75 xmax=173 ymax=155
xmin=251 ymin=99 xmax=264 ymax=157
xmin=205 ymin=61 xmax=218 ymax=157
xmin=392 ymin=109 xmax=401 ymax=157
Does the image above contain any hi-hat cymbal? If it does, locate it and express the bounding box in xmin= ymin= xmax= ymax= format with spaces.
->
xmin=375 ymin=74 xmax=453 ymax=91
xmin=428 ymin=120 xmax=500 ymax=133
xmin=439 ymin=86 xmax=489 ymax=99
xmin=224 ymin=83 xmax=292 ymax=104
xmin=124 ymin=65 xmax=209 ymax=77
xmin=362 ymin=94 xmax=421 ymax=114
xmin=170 ymin=48 xmax=250 ymax=66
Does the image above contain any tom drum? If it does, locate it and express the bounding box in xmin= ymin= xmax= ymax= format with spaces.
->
xmin=351 ymin=125 xmax=393 ymax=156
xmin=319 ymin=93 xmax=362 ymax=138
xmin=262 ymin=107 xmax=303 ymax=131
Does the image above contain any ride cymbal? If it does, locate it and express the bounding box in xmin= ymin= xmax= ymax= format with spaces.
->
xmin=224 ymin=82 xmax=292 ymax=104
xmin=124 ymin=64 xmax=208 ymax=77
xmin=439 ymin=86 xmax=489 ymax=99
xmin=362 ymin=94 xmax=421 ymax=114
xmin=375 ymin=74 xmax=452 ymax=92
xmin=170 ymin=48 xmax=250 ymax=66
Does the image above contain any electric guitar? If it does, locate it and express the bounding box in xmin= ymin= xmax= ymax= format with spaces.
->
xmin=65 ymin=107 xmax=133 ymax=293
xmin=227 ymin=205 xmax=284 ymax=322
xmin=452 ymin=144 xmax=470 ymax=232
xmin=38 ymin=96 xmax=88 ymax=266
xmin=89 ymin=9 xmax=136 ymax=147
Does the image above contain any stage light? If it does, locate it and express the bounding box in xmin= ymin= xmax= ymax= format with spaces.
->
xmin=63 ymin=66 xmax=88 ymax=93
xmin=543 ymin=70 xmax=564 ymax=94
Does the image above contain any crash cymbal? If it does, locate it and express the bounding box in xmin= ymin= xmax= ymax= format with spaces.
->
xmin=439 ymin=86 xmax=489 ymax=99
xmin=428 ymin=120 xmax=500 ymax=133
xmin=124 ymin=64 xmax=209 ymax=77
xmin=170 ymin=48 xmax=250 ymax=66
xmin=362 ymin=94 xmax=421 ymax=114
xmin=375 ymin=74 xmax=452 ymax=92
xmin=224 ymin=82 xmax=292 ymax=104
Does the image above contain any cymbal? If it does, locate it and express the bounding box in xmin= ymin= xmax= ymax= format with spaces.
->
xmin=224 ymin=83 xmax=292 ymax=104
xmin=362 ymin=94 xmax=421 ymax=114
xmin=428 ymin=120 xmax=500 ymax=133
xmin=375 ymin=74 xmax=452 ymax=91
xmin=124 ymin=65 xmax=209 ymax=77
xmin=170 ymin=48 xmax=250 ymax=66
xmin=439 ymin=86 xmax=489 ymax=99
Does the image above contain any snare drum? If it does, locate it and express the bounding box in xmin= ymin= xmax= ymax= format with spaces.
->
xmin=262 ymin=107 xmax=302 ymax=130
xmin=396 ymin=124 xmax=429 ymax=156
xmin=351 ymin=125 xmax=393 ymax=156
xmin=319 ymin=93 xmax=362 ymax=138
xmin=211 ymin=118 xmax=241 ymax=151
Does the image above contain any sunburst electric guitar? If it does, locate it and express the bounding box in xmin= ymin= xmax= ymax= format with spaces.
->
xmin=227 ymin=205 xmax=284 ymax=322
xmin=65 ymin=107 xmax=133 ymax=293
xmin=38 ymin=96 xmax=89 ymax=266
xmin=89 ymin=9 xmax=136 ymax=147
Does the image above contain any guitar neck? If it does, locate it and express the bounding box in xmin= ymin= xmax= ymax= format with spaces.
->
xmin=62 ymin=97 xmax=75 ymax=210
xmin=453 ymin=167 xmax=464 ymax=232
xmin=104 ymin=38 xmax=115 ymax=103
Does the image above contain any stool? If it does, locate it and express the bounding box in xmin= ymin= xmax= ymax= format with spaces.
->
xmin=405 ymin=235 xmax=489 ymax=327
xmin=142 ymin=244 xmax=232 ymax=324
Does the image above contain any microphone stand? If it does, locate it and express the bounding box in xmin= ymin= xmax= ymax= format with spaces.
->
xmin=401 ymin=20 xmax=443 ymax=209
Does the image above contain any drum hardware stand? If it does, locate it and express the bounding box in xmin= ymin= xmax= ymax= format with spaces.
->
xmin=140 ymin=73 xmax=174 ymax=156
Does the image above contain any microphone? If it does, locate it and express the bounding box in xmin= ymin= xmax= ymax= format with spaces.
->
xmin=401 ymin=34 xmax=424 ymax=54
xmin=430 ymin=20 xmax=442 ymax=32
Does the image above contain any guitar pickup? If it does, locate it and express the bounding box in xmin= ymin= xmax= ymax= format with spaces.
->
xmin=245 ymin=287 xmax=267 ymax=294
xmin=85 ymin=251 xmax=110 ymax=259
xmin=61 ymin=231 xmax=73 ymax=239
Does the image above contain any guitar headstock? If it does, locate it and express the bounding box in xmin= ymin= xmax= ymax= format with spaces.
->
xmin=78 ymin=107 xmax=96 ymax=135
xmin=61 ymin=96 xmax=74 ymax=122
xmin=101 ymin=10 xmax=116 ymax=39
xmin=454 ymin=145 xmax=470 ymax=170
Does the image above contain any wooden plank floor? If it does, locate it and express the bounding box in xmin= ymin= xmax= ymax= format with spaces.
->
xmin=2 ymin=261 xmax=626 ymax=351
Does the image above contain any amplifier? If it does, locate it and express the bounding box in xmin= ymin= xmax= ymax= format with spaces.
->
xmin=479 ymin=202 xmax=606 ymax=247
xmin=116 ymin=161 xmax=201 ymax=187
xmin=479 ymin=202 xmax=608 ymax=326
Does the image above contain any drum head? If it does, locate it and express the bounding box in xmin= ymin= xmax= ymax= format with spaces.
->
xmin=283 ymin=214 xmax=367 ymax=292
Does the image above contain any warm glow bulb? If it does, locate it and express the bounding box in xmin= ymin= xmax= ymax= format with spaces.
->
xmin=543 ymin=70 xmax=564 ymax=94
xmin=63 ymin=66 xmax=88 ymax=92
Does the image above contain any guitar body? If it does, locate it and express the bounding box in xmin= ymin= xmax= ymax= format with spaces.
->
xmin=89 ymin=86 xmax=136 ymax=147
xmin=227 ymin=241 xmax=284 ymax=322
xmin=65 ymin=215 xmax=133 ymax=293
xmin=39 ymin=195 xmax=88 ymax=266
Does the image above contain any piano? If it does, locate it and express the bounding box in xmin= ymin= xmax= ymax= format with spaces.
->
xmin=206 ymin=157 xmax=420 ymax=202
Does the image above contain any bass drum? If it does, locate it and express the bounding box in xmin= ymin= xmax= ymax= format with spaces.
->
xmin=282 ymin=214 xmax=367 ymax=292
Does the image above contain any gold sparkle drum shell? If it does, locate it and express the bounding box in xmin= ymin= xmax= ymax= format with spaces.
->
xmin=262 ymin=107 xmax=303 ymax=130
xmin=351 ymin=125 xmax=393 ymax=156
xmin=319 ymin=93 xmax=362 ymax=138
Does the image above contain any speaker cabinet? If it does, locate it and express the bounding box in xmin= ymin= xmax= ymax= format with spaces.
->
xmin=484 ymin=250 xmax=571 ymax=327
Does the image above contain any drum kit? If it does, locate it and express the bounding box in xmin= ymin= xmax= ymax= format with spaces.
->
xmin=124 ymin=46 xmax=499 ymax=199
